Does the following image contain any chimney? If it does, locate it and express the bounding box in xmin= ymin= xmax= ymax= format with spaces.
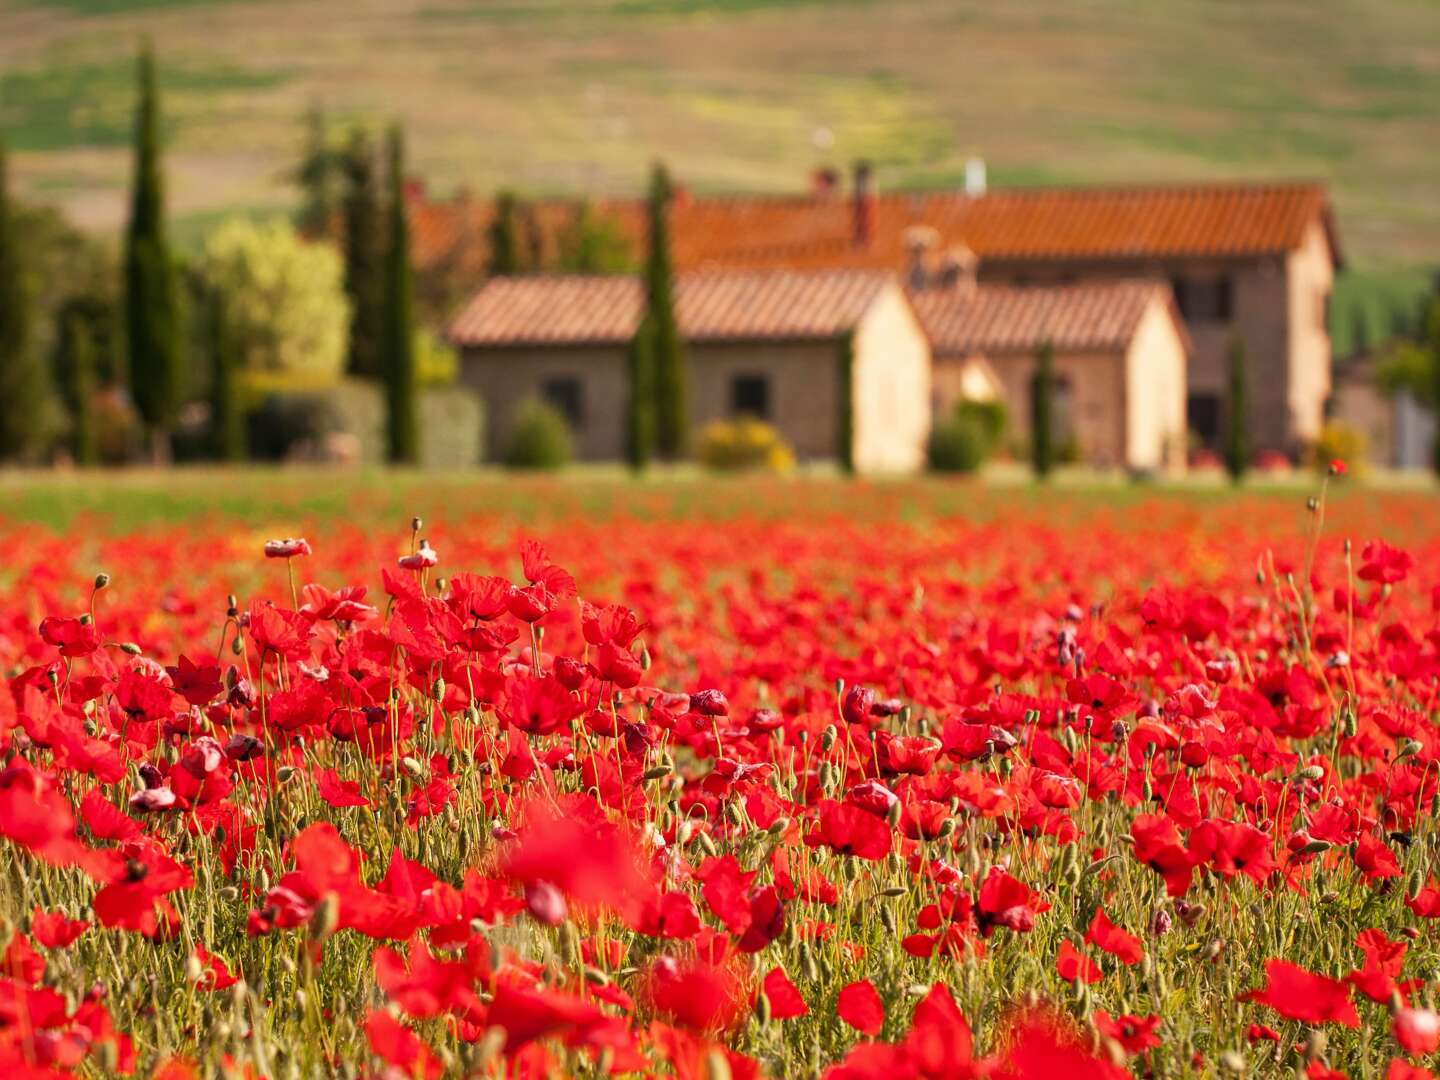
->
xmin=964 ymin=157 xmax=987 ymax=197
xmin=852 ymin=160 xmax=876 ymax=248
xmin=903 ymin=225 xmax=939 ymax=290
xmin=811 ymin=166 xmax=840 ymax=199
xmin=938 ymin=244 xmax=979 ymax=300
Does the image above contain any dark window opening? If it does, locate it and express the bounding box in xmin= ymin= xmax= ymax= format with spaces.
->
xmin=730 ymin=374 xmax=770 ymax=419
xmin=1172 ymin=277 xmax=1234 ymax=323
xmin=541 ymin=377 xmax=585 ymax=428
xmin=1189 ymin=393 xmax=1222 ymax=448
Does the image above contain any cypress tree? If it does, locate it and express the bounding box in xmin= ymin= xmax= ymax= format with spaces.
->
xmin=0 ymin=139 xmax=51 ymax=462
xmin=381 ymin=124 xmax=419 ymax=464
xmin=124 ymin=40 xmax=183 ymax=461
xmin=294 ymin=105 xmax=340 ymax=237
xmin=488 ymin=190 xmax=522 ymax=276
xmin=1031 ymin=341 xmax=1055 ymax=480
xmin=645 ymin=163 xmax=687 ymax=458
xmin=1224 ymin=337 xmax=1249 ymax=483
xmin=836 ymin=330 xmax=855 ymax=474
xmin=625 ymin=314 xmax=657 ymax=471
xmin=341 ymin=129 xmax=384 ymax=378
xmin=206 ymin=284 xmax=245 ymax=461
xmin=55 ymin=303 xmax=98 ymax=465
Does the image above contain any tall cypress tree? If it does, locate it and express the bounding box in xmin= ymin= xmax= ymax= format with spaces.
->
xmin=294 ymin=105 xmax=340 ymax=237
xmin=205 ymin=284 xmax=245 ymax=461
xmin=625 ymin=314 xmax=657 ymax=471
xmin=488 ymin=190 xmax=522 ymax=276
xmin=645 ymin=163 xmax=687 ymax=458
xmin=381 ymin=124 xmax=418 ymax=465
xmin=124 ymin=40 xmax=183 ymax=461
xmin=341 ymin=129 xmax=384 ymax=378
xmin=1031 ymin=341 xmax=1055 ymax=480
xmin=1224 ymin=337 xmax=1249 ymax=483
xmin=0 ymin=139 xmax=51 ymax=462
xmin=836 ymin=330 xmax=855 ymax=474
xmin=55 ymin=303 xmax=98 ymax=465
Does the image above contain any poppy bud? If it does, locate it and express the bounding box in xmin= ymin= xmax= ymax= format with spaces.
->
xmin=880 ymin=904 xmax=896 ymax=934
xmin=1219 ymin=1051 xmax=1246 ymax=1074
xmin=525 ymin=880 xmax=568 ymax=926
xmin=696 ymin=830 xmax=719 ymax=858
xmin=308 ymin=893 xmax=340 ymax=944
xmin=642 ymin=764 xmax=671 ymax=782
xmin=119 ymin=642 xmax=142 ymax=656
xmin=841 ymin=686 xmax=874 ymax=726
xmin=767 ymin=817 xmax=789 ymax=836
xmin=755 ymin=990 xmax=772 ymax=1025
xmin=401 ymin=757 xmax=428 ymax=781
xmin=411 ymin=516 xmax=423 ymax=532
xmin=276 ymin=766 xmax=297 ymax=783
xmin=705 ymin=1049 xmax=732 ymax=1080
xmin=94 ymin=573 xmax=110 ymax=590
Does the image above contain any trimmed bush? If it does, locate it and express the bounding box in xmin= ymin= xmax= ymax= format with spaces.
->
xmin=505 ymin=399 xmax=572 ymax=470
xmin=929 ymin=399 xmax=1007 ymax=473
xmin=1312 ymin=421 xmax=1367 ymax=475
xmin=697 ymin=416 xmax=795 ymax=472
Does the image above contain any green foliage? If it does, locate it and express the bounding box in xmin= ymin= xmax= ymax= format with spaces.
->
xmin=645 ymin=163 xmax=688 ymax=458
xmin=124 ymin=41 xmax=184 ymax=454
xmin=504 ymin=399 xmax=573 ymax=470
xmin=194 ymin=217 xmax=350 ymax=378
xmin=341 ymin=129 xmax=384 ymax=379
xmin=625 ymin=316 xmax=657 ymax=470
xmin=54 ymin=303 xmax=99 ymax=464
xmin=1224 ymin=338 xmax=1249 ymax=483
xmin=292 ymin=105 xmax=344 ymax=237
xmin=929 ymin=399 xmax=1007 ymax=474
xmin=0 ymin=140 xmax=57 ymax=462
xmin=381 ymin=125 xmax=419 ymax=464
xmin=835 ymin=331 xmax=854 ymax=474
xmin=488 ymin=191 xmax=523 ymax=276
xmin=697 ymin=416 xmax=795 ymax=472
xmin=1030 ymin=341 xmax=1055 ymax=479
xmin=557 ymin=201 xmax=633 ymax=273
xmin=1312 ymin=420 xmax=1368 ymax=474
xmin=203 ymin=284 xmax=246 ymax=461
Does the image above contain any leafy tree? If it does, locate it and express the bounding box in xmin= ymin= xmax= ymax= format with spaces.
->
xmin=835 ymin=330 xmax=854 ymax=473
xmin=381 ymin=125 xmax=419 ymax=464
xmin=625 ymin=315 xmax=657 ymax=471
xmin=557 ymin=200 xmax=632 ymax=273
xmin=54 ymin=302 xmax=98 ymax=465
xmin=505 ymin=399 xmax=572 ymax=470
xmin=488 ymin=190 xmax=523 ymax=276
xmin=0 ymin=139 xmax=54 ymax=462
xmin=195 ymin=217 xmax=350 ymax=378
xmin=1031 ymin=341 xmax=1055 ymax=479
xmin=341 ymin=129 xmax=384 ymax=378
xmin=645 ymin=163 xmax=687 ymax=458
xmin=293 ymin=105 xmax=343 ymax=236
xmin=1224 ymin=338 xmax=1249 ymax=483
xmin=124 ymin=40 xmax=184 ymax=460
xmin=203 ymin=284 xmax=246 ymax=461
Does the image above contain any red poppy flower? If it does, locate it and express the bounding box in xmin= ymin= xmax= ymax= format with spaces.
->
xmin=1238 ymin=959 xmax=1359 ymax=1027
xmin=760 ymin=967 xmax=808 ymax=1020
xmin=837 ymin=980 xmax=884 ymax=1036
xmin=1056 ymin=939 xmax=1103 ymax=984
xmin=1085 ymin=907 xmax=1144 ymax=965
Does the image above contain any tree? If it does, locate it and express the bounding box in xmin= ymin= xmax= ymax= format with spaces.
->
xmin=1224 ymin=337 xmax=1249 ymax=483
xmin=55 ymin=303 xmax=98 ymax=465
xmin=557 ymin=200 xmax=631 ymax=273
xmin=625 ymin=316 xmax=657 ymax=471
xmin=381 ymin=125 xmax=419 ymax=465
xmin=341 ymin=129 xmax=384 ymax=378
xmin=0 ymin=139 xmax=54 ymax=462
xmin=1031 ymin=341 xmax=1055 ymax=479
xmin=488 ymin=190 xmax=523 ymax=276
xmin=124 ymin=40 xmax=184 ymax=461
xmin=645 ymin=163 xmax=687 ymax=458
xmin=835 ymin=330 xmax=855 ymax=474
xmin=293 ymin=105 xmax=342 ymax=237
xmin=204 ymin=284 xmax=245 ymax=461
xmin=196 ymin=218 xmax=350 ymax=378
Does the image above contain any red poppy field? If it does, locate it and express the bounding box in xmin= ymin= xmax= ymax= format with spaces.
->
xmin=6 ymin=474 xmax=1440 ymax=1080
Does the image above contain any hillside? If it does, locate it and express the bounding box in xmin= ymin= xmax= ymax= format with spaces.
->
xmin=3 ymin=0 xmax=1439 ymax=284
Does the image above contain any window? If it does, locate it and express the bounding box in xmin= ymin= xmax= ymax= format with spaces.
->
xmin=730 ymin=374 xmax=770 ymax=419
xmin=1172 ymin=276 xmax=1234 ymax=323
xmin=1188 ymin=392 xmax=1221 ymax=448
xmin=541 ymin=378 xmax=585 ymax=428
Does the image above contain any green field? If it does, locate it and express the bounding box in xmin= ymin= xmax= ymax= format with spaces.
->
xmin=3 ymin=0 xmax=1439 ymax=287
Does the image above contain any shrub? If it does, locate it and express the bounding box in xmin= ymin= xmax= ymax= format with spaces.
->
xmin=505 ymin=399 xmax=572 ymax=470
xmin=1312 ymin=421 xmax=1367 ymax=475
xmin=929 ymin=399 xmax=1006 ymax=473
xmin=697 ymin=416 xmax=795 ymax=472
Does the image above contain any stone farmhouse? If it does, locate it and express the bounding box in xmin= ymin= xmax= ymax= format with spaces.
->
xmin=421 ymin=167 xmax=1341 ymax=465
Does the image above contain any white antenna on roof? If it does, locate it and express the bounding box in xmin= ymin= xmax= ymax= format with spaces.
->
xmin=965 ymin=157 xmax=987 ymax=197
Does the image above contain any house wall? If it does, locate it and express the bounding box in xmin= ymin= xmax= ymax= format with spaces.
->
xmin=979 ymin=251 xmax=1308 ymax=456
xmin=850 ymin=284 xmax=932 ymax=473
xmin=1124 ymin=298 xmax=1188 ymax=472
xmin=1287 ymin=219 xmax=1337 ymax=446
xmin=687 ymin=339 xmax=843 ymax=460
xmin=975 ymin=348 xmax=1128 ymax=468
xmin=459 ymin=345 xmax=628 ymax=461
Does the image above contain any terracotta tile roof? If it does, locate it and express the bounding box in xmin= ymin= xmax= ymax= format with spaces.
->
xmin=411 ymin=181 xmax=1341 ymax=282
xmin=447 ymin=268 xmax=897 ymax=347
xmin=911 ymin=279 xmax=1182 ymax=356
